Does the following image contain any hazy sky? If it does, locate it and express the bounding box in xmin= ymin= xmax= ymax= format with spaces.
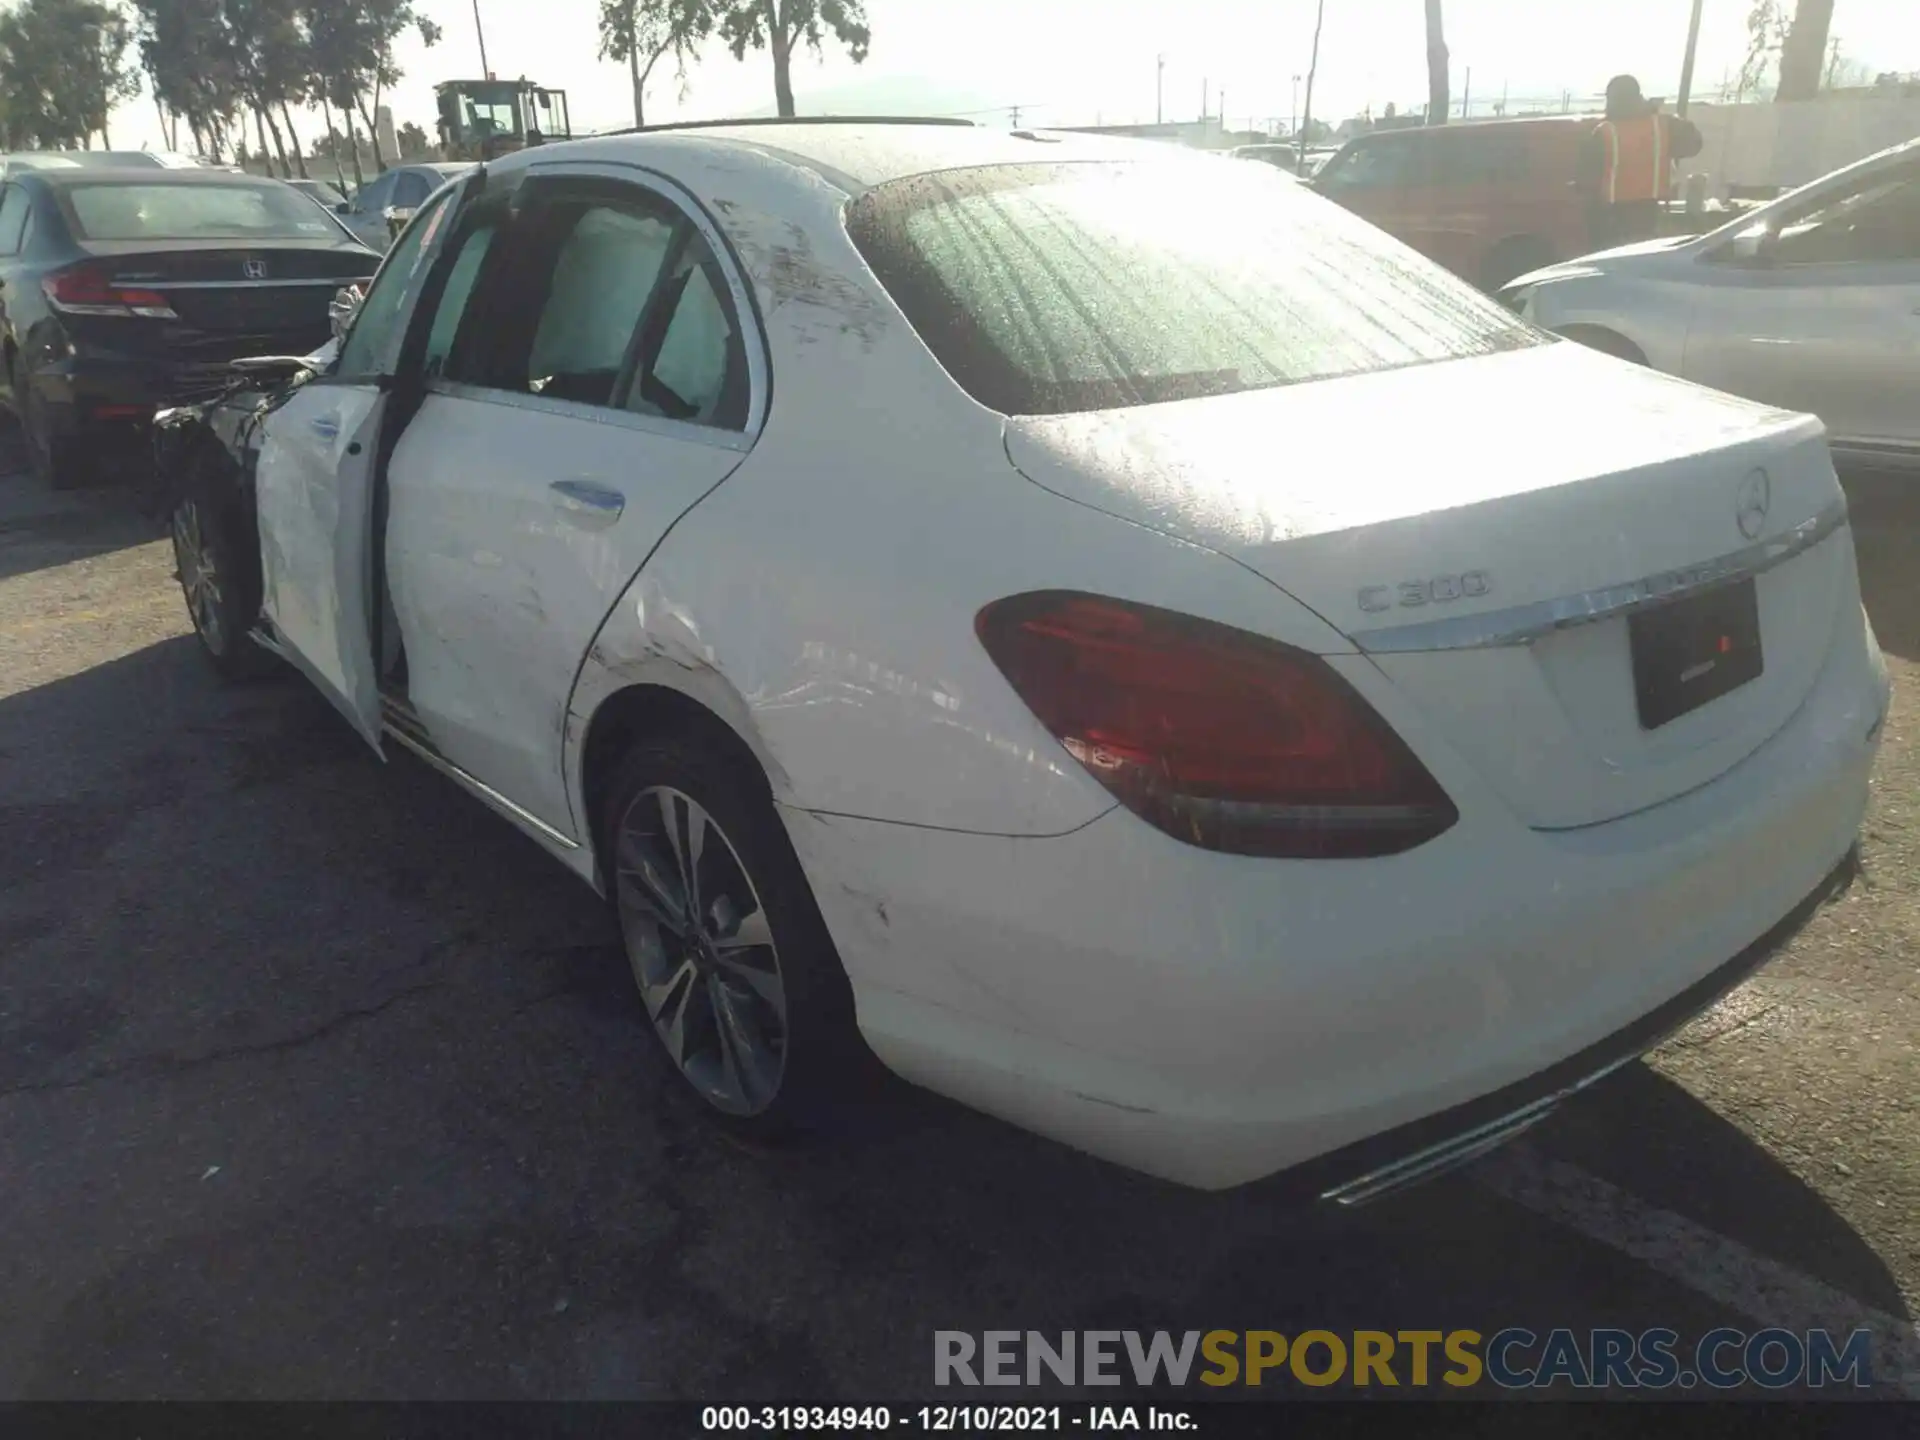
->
xmin=114 ymin=0 xmax=1920 ymax=149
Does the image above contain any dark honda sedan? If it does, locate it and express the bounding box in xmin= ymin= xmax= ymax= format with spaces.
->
xmin=0 ymin=166 xmax=381 ymax=487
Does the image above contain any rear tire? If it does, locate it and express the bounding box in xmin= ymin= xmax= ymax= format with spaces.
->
xmin=13 ymin=356 xmax=87 ymax=491
xmin=599 ymin=733 xmax=865 ymax=1141
xmin=171 ymin=451 xmax=271 ymax=681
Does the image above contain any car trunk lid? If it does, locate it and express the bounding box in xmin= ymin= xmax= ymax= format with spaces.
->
xmin=1002 ymin=341 xmax=1853 ymax=830
xmin=56 ymin=241 xmax=378 ymax=360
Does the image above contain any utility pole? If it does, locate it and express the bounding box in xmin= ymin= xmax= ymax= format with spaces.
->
xmin=1677 ymin=0 xmax=1706 ymax=115
xmin=1157 ymin=54 xmax=1166 ymax=125
xmin=472 ymin=0 xmax=492 ymax=77
xmin=1298 ymin=0 xmax=1326 ymax=170
xmin=1010 ymin=105 xmax=1021 ymax=127
xmin=1462 ymin=66 xmax=1472 ymax=118
xmin=1291 ymin=75 xmax=1301 ymax=135
xmin=1202 ymin=79 xmax=1209 ymax=123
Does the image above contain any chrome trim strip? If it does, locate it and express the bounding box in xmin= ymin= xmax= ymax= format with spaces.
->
xmin=1350 ymin=499 xmax=1850 ymax=655
xmin=114 ymin=278 xmax=353 ymax=290
xmin=1321 ymin=1108 xmax=1557 ymax=1207
xmin=1319 ymin=1052 xmax=1639 ymax=1207
xmin=383 ymin=725 xmax=581 ymax=851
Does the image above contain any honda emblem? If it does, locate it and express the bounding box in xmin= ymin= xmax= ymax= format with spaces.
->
xmin=243 ymin=258 xmax=268 ymax=280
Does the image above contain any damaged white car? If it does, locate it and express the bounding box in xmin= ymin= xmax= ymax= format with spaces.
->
xmin=157 ymin=120 xmax=1888 ymax=1196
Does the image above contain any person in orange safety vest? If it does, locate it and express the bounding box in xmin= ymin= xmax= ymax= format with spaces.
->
xmin=1578 ymin=74 xmax=1704 ymax=251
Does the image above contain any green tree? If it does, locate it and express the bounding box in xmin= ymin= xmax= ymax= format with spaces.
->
xmin=600 ymin=0 xmax=714 ymax=126
xmin=132 ymin=0 xmax=242 ymax=160
xmin=0 ymin=0 xmax=141 ymax=149
xmin=1736 ymin=0 xmax=1791 ymax=101
xmin=395 ymin=118 xmax=428 ymax=156
xmin=719 ymin=0 xmax=868 ymax=119
xmin=221 ymin=0 xmax=311 ymax=176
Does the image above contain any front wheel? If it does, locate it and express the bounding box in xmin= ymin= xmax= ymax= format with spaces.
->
xmin=601 ymin=735 xmax=864 ymax=1138
xmin=171 ymin=457 xmax=269 ymax=680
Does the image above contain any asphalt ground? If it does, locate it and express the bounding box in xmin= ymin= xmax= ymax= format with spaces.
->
xmin=0 ymin=439 xmax=1915 ymax=1409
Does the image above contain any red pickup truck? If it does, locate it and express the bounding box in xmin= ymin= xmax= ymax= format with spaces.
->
xmin=1309 ymin=117 xmax=1596 ymax=291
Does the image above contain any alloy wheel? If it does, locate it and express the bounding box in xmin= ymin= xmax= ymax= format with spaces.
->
xmin=614 ymin=785 xmax=789 ymax=1116
xmin=172 ymin=499 xmax=226 ymax=653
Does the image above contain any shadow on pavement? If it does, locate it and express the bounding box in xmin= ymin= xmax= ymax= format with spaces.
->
xmin=0 ymin=433 xmax=167 ymax=585
xmin=0 ymin=630 xmax=1907 ymax=1400
xmin=1841 ymin=468 xmax=1920 ymax=665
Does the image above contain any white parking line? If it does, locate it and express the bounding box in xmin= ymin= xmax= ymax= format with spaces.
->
xmin=1474 ymin=1145 xmax=1920 ymax=1397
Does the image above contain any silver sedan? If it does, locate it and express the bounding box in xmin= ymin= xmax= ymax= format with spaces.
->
xmin=1504 ymin=135 xmax=1920 ymax=472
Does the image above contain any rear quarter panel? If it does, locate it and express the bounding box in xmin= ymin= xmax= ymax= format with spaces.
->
xmin=565 ymin=160 xmax=1353 ymax=844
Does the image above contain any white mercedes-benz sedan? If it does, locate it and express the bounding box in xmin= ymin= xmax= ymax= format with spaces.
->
xmin=156 ymin=119 xmax=1890 ymax=1196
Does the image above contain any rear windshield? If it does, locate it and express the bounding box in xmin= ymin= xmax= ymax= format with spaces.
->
xmin=845 ymin=160 xmax=1544 ymax=416
xmin=63 ymin=181 xmax=341 ymax=241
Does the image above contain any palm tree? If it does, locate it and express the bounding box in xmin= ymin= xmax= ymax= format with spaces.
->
xmin=1424 ymin=0 xmax=1449 ymax=124
xmin=1775 ymin=0 xmax=1836 ymax=101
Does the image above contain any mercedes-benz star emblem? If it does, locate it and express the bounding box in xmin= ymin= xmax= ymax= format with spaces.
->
xmin=1736 ymin=468 xmax=1771 ymax=541
xmin=243 ymin=258 xmax=268 ymax=280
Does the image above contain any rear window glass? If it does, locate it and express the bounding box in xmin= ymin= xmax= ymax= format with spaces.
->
xmin=63 ymin=182 xmax=339 ymax=241
xmin=846 ymin=161 xmax=1543 ymax=416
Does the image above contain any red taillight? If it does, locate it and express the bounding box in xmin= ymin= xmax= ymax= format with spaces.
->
xmin=976 ymin=592 xmax=1458 ymax=859
xmin=43 ymin=265 xmax=178 ymax=319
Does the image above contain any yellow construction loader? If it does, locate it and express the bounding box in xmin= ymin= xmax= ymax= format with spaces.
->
xmin=434 ymin=79 xmax=572 ymax=162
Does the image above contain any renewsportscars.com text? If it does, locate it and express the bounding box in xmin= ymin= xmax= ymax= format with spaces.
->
xmin=934 ymin=1328 xmax=1876 ymax=1390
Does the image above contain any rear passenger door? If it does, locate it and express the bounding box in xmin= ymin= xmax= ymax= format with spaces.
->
xmin=382 ymin=163 xmax=762 ymax=841
xmin=1405 ymin=129 xmax=1494 ymax=280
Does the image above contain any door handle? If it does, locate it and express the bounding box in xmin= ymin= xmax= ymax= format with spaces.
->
xmin=309 ymin=415 xmax=341 ymax=442
xmin=550 ymin=479 xmax=625 ymax=521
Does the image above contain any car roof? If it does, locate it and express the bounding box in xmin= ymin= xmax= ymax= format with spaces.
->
xmin=1349 ymin=116 xmax=1591 ymax=143
xmin=491 ymin=121 xmax=1198 ymax=196
xmin=24 ymin=166 xmax=295 ymax=189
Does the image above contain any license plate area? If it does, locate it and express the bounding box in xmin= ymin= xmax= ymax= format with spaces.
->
xmin=1629 ymin=579 xmax=1764 ymax=730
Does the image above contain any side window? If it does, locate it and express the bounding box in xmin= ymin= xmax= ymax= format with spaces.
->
xmin=452 ymin=183 xmax=751 ymax=430
xmin=354 ymin=172 xmax=395 ymax=215
xmin=1428 ymin=131 xmax=1527 ymax=186
xmin=526 ymin=205 xmax=675 ymax=406
xmin=623 ymin=241 xmax=749 ymax=430
xmin=422 ymin=219 xmax=497 ymax=379
xmin=337 ymin=189 xmax=455 ymax=377
xmin=1319 ymin=139 xmax=1415 ymax=191
xmin=0 ymin=187 xmax=30 ymax=255
xmin=1774 ymin=163 xmax=1920 ymax=266
xmin=392 ymin=172 xmax=433 ymax=209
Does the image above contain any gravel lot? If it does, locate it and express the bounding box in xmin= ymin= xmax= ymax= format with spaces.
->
xmin=0 ymin=442 xmax=1914 ymax=1404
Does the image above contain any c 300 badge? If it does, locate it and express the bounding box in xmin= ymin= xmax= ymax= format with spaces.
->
xmin=1358 ymin=572 xmax=1493 ymax=613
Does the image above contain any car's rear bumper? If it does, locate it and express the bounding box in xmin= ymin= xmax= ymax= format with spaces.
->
xmin=1304 ymin=844 xmax=1859 ymax=1206
xmin=33 ymin=340 xmax=327 ymax=437
xmin=788 ymin=601 xmax=1889 ymax=1192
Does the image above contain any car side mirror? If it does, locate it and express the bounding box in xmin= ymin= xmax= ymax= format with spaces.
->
xmin=329 ymin=284 xmax=365 ymax=342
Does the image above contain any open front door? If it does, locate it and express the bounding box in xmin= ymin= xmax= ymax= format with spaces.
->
xmin=255 ymin=385 xmax=391 ymax=748
xmin=251 ymin=170 xmax=484 ymax=753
